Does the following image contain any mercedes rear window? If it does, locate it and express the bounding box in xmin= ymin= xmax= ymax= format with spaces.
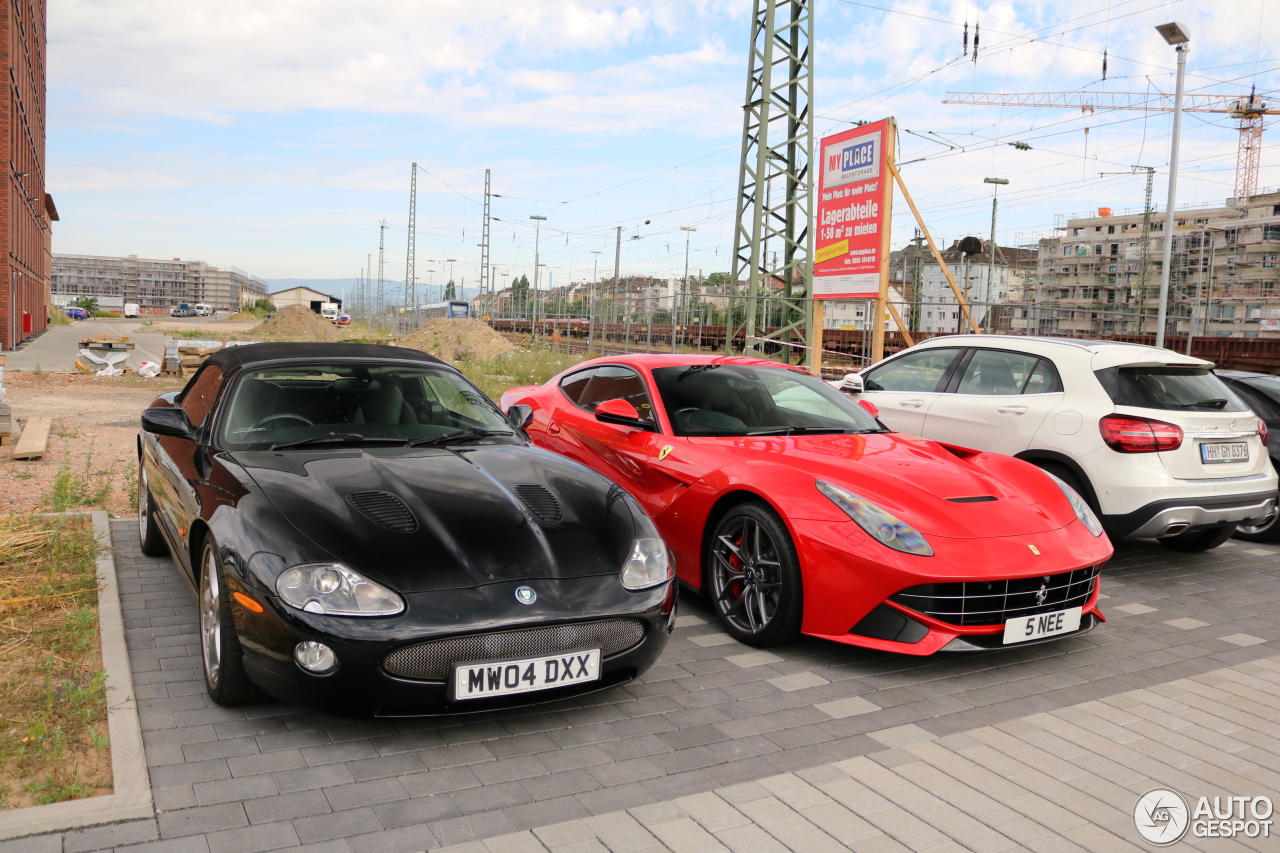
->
xmin=1094 ymin=366 xmax=1251 ymax=412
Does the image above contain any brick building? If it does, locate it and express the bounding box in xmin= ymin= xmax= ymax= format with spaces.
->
xmin=1 ymin=0 xmax=55 ymax=349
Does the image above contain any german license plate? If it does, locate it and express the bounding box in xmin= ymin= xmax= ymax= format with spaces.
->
xmin=1201 ymin=441 xmax=1249 ymax=464
xmin=1003 ymin=606 xmax=1082 ymax=645
xmin=451 ymin=649 xmax=600 ymax=700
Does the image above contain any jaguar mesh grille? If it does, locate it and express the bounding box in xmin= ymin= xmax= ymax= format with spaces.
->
xmin=383 ymin=619 xmax=646 ymax=681
xmin=513 ymin=484 xmax=563 ymax=524
xmin=889 ymin=565 xmax=1101 ymax=627
xmin=346 ymin=491 xmax=418 ymax=533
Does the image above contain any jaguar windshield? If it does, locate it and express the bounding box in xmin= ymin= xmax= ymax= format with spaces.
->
xmin=651 ymin=364 xmax=885 ymax=437
xmin=218 ymin=362 xmax=516 ymax=450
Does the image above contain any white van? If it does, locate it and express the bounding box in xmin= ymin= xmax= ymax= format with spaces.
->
xmin=124 ymin=303 xmax=140 ymax=318
xmin=194 ymin=303 xmax=213 ymax=316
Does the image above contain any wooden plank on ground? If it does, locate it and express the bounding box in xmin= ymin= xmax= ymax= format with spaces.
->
xmin=12 ymin=416 xmax=51 ymax=460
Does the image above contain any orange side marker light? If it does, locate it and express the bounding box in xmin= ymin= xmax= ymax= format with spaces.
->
xmin=232 ymin=592 xmax=264 ymax=613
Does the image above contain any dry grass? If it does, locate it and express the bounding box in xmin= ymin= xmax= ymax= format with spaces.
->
xmin=457 ymin=346 xmax=588 ymax=403
xmin=0 ymin=514 xmax=109 ymax=809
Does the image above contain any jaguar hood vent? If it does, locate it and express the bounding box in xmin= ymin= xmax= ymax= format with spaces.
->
xmin=345 ymin=490 xmax=419 ymax=533
xmin=514 ymin=484 xmax=564 ymax=524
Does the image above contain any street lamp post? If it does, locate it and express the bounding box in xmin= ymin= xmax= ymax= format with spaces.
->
xmin=1154 ymin=21 xmax=1190 ymax=350
xmin=530 ymin=215 xmax=547 ymax=339
xmin=677 ymin=226 xmax=697 ymax=353
xmin=983 ymin=178 xmax=1009 ymax=332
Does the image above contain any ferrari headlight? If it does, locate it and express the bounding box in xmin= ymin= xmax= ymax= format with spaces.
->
xmin=275 ymin=563 xmax=405 ymax=616
xmin=1045 ymin=472 xmax=1104 ymax=537
xmin=817 ymin=480 xmax=933 ymax=557
xmin=621 ymin=538 xmax=672 ymax=590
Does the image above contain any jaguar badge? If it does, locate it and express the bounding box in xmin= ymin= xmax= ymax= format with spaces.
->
xmin=515 ymin=586 xmax=537 ymax=605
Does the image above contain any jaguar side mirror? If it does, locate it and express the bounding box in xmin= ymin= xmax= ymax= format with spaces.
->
xmin=595 ymin=398 xmax=649 ymax=430
xmin=141 ymin=407 xmax=197 ymax=440
xmin=507 ymin=404 xmax=534 ymax=431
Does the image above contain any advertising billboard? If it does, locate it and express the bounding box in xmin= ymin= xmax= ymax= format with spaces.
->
xmin=813 ymin=118 xmax=893 ymax=299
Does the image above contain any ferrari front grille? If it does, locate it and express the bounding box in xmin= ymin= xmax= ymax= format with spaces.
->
xmin=383 ymin=619 xmax=646 ymax=681
xmin=513 ymin=484 xmax=564 ymax=524
xmin=346 ymin=491 xmax=418 ymax=533
xmin=889 ymin=565 xmax=1101 ymax=627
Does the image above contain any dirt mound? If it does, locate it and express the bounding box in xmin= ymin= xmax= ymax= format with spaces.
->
xmin=251 ymin=305 xmax=342 ymax=341
xmin=398 ymin=318 xmax=515 ymax=363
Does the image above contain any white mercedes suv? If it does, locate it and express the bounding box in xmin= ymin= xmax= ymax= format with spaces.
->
xmin=840 ymin=335 xmax=1278 ymax=552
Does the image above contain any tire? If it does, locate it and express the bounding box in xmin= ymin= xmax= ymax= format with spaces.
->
xmin=1233 ymin=512 xmax=1280 ymax=543
xmin=1158 ymin=523 xmax=1237 ymax=553
xmin=137 ymin=465 xmax=169 ymax=557
xmin=198 ymin=537 xmax=257 ymax=706
xmin=704 ymin=502 xmax=803 ymax=647
xmin=1031 ymin=461 xmax=1096 ymax=512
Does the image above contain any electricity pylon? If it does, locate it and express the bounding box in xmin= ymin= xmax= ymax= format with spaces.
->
xmin=405 ymin=164 xmax=417 ymax=326
xmin=480 ymin=169 xmax=492 ymax=313
xmin=730 ymin=0 xmax=815 ymax=361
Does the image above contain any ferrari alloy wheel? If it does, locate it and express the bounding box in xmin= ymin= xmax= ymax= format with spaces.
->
xmin=1158 ymin=523 xmax=1237 ymax=553
xmin=137 ymin=465 xmax=168 ymax=557
xmin=707 ymin=502 xmax=802 ymax=647
xmin=199 ymin=538 xmax=255 ymax=705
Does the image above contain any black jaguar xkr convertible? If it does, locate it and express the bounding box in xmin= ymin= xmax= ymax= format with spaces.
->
xmin=138 ymin=342 xmax=675 ymax=717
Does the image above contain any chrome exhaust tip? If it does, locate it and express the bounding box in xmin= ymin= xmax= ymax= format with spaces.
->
xmin=1158 ymin=522 xmax=1190 ymax=538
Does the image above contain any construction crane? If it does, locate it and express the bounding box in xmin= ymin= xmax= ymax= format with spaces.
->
xmin=943 ymin=90 xmax=1278 ymax=203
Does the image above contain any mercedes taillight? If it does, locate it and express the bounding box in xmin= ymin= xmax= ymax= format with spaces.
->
xmin=1099 ymin=414 xmax=1183 ymax=453
xmin=1259 ymin=417 xmax=1269 ymax=446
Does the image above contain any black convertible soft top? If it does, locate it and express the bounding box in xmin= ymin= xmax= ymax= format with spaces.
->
xmin=203 ymin=341 xmax=448 ymax=371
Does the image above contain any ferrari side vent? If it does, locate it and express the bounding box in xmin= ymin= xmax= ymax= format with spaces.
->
xmin=514 ymin=484 xmax=563 ymax=524
xmin=383 ymin=619 xmax=646 ymax=681
xmin=346 ymin=491 xmax=418 ymax=533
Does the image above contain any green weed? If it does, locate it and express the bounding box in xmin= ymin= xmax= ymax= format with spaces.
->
xmin=458 ymin=346 xmax=588 ymax=403
xmin=45 ymin=443 xmax=117 ymax=512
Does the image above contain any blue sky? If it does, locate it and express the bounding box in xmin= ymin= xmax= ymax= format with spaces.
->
xmin=48 ymin=1 xmax=1279 ymax=299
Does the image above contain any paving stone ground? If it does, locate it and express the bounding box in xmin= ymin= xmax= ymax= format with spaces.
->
xmin=4 ymin=521 xmax=1279 ymax=853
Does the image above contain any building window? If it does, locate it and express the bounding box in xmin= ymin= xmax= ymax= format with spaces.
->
xmin=1264 ymin=224 xmax=1280 ymax=241
xmin=1110 ymin=243 xmax=1119 ymax=255
xmin=1108 ymin=225 xmax=1115 ymax=234
xmin=1226 ymin=228 xmax=1239 ymax=245
xmin=1109 ymin=265 xmax=1117 ymax=273
xmin=1094 ymin=244 xmax=1102 ymax=255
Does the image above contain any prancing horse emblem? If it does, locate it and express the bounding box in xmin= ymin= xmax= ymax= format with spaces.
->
xmin=1035 ymin=583 xmax=1049 ymax=606
xmin=1027 ymin=544 xmax=1041 ymax=556
xmin=658 ymin=445 xmax=674 ymax=461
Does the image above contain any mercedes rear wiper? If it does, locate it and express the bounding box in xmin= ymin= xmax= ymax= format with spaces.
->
xmin=406 ymin=428 xmax=514 ymax=447
xmin=1182 ymin=399 xmax=1229 ymax=409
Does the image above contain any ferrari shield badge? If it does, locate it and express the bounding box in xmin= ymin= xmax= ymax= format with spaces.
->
xmin=515 ymin=586 xmax=537 ymax=605
xmin=1027 ymin=544 xmax=1041 ymax=556
xmin=658 ymin=445 xmax=674 ymax=461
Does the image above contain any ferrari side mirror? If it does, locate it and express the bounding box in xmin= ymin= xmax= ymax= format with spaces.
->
xmin=141 ymin=407 xmax=197 ymax=440
xmin=595 ymin=398 xmax=649 ymax=430
xmin=507 ymin=404 xmax=534 ymax=431
xmin=858 ymin=399 xmax=880 ymax=418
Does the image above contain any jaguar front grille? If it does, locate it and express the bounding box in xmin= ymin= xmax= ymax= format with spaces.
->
xmin=889 ymin=565 xmax=1101 ymax=627
xmin=383 ymin=619 xmax=647 ymax=681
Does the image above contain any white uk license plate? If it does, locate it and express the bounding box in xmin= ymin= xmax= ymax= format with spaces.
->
xmin=451 ymin=649 xmax=601 ymax=701
xmin=1201 ymin=441 xmax=1249 ymax=464
xmin=1003 ymin=606 xmax=1082 ymax=645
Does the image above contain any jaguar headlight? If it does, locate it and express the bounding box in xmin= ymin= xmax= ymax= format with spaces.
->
xmin=275 ymin=563 xmax=405 ymax=616
xmin=1045 ymin=472 xmax=1104 ymax=537
xmin=621 ymin=538 xmax=672 ymax=591
xmin=817 ymin=480 xmax=933 ymax=557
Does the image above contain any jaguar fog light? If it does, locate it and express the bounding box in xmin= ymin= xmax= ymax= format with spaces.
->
xmin=294 ymin=641 xmax=338 ymax=675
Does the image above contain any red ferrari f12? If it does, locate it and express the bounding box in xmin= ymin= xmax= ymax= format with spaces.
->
xmin=501 ymin=355 xmax=1113 ymax=654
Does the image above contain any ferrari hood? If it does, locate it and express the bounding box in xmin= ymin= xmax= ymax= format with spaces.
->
xmin=230 ymin=445 xmax=640 ymax=592
xmin=702 ymin=433 xmax=1075 ymax=538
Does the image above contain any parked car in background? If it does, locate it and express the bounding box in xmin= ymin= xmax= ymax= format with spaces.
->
xmin=194 ymin=303 xmax=213 ymax=316
xmin=64 ymin=307 xmax=89 ymax=320
xmin=124 ymin=303 xmax=141 ymax=318
xmin=334 ymin=314 xmax=351 ymax=326
xmin=502 ymin=354 xmax=1113 ymax=655
xmin=137 ymin=342 xmax=673 ymax=716
xmin=171 ymin=303 xmax=193 ymax=317
xmin=842 ymin=336 xmax=1277 ymax=552
xmin=1215 ymin=369 xmax=1280 ymax=542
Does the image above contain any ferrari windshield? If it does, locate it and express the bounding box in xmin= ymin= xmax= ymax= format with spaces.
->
xmin=217 ymin=362 xmax=515 ymax=450
xmin=652 ymin=364 xmax=885 ymax=437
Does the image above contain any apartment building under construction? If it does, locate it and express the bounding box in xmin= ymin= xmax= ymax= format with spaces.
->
xmin=51 ymin=254 xmax=269 ymax=313
xmin=1019 ymin=190 xmax=1280 ymax=339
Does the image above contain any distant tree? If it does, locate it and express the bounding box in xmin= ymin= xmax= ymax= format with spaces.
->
xmin=74 ymin=296 xmax=99 ymax=313
xmin=253 ymin=298 xmax=276 ymax=312
xmin=703 ymin=272 xmax=734 ymax=288
xmin=510 ymin=275 xmax=530 ymax=315
xmin=444 ymin=279 xmax=456 ymax=300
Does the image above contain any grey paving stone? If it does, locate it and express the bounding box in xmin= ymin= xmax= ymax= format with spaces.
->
xmin=292 ymin=807 xmax=383 ymax=845
xmin=157 ymin=802 xmax=249 ymax=839
xmin=62 ymin=818 xmax=159 ymax=852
